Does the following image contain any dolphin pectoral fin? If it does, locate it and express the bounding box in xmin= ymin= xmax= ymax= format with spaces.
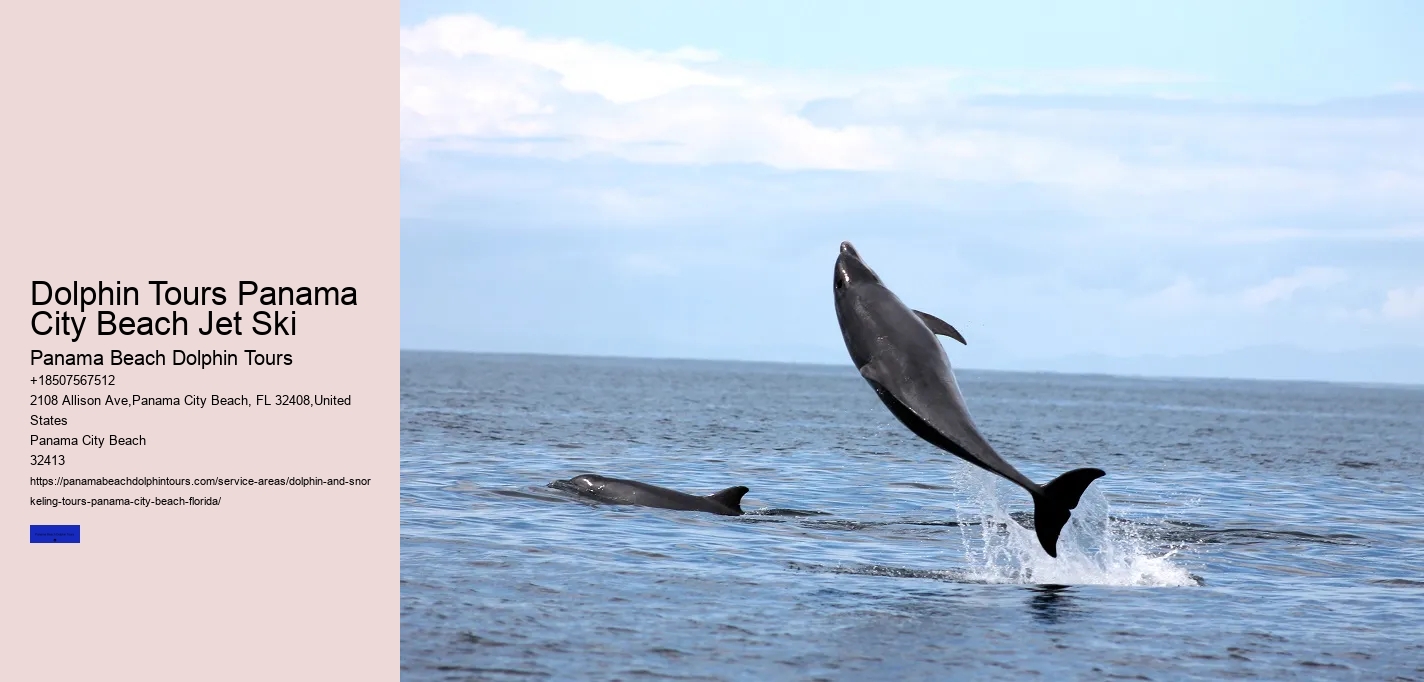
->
xmin=707 ymin=486 xmax=749 ymax=514
xmin=858 ymin=361 xmax=890 ymax=385
xmin=913 ymin=310 xmax=967 ymax=345
xmin=860 ymin=361 xmax=941 ymax=430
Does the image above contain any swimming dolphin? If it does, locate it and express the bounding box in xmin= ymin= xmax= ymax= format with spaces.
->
xmin=832 ymin=241 xmax=1104 ymax=557
xmin=549 ymin=474 xmax=748 ymax=516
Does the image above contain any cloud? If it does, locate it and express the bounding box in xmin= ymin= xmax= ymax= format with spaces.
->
xmin=1206 ymin=224 xmax=1424 ymax=244
xmin=399 ymin=13 xmax=1424 ymax=372
xmin=400 ymin=13 xmax=1424 ymax=237
xmin=400 ymin=16 xmax=900 ymax=173
xmin=1240 ymin=267 xmax=1347 ymax=307
xmin=401 ymin=15 xmax=739 ymax=104
xmin=1130 ymin=277 xmax=1202 ymax=314
xmin=1382 ymin=285 xmax=1424 ymax=319
xmin=1129 ymin=267 xmax=1349 ymax=315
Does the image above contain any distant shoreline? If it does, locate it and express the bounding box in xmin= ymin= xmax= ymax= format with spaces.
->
xmin=398 ymin=348 xmax=1424 ymax=390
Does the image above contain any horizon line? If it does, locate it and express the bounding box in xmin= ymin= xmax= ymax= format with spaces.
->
xmin=398 ymin=347 xmax=1424 ymax=390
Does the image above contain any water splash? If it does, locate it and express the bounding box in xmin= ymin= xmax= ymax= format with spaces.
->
xmin=951 ymin=468 xmax=1199 ymax=587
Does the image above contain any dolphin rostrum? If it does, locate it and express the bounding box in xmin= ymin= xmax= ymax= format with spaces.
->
xmin=549 ymin=474 xmax=748 ymax=516
xmin=832 ymin=241 xmax=1104 ymax=557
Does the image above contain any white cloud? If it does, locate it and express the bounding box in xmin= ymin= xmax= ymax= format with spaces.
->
xmin=398 ymin=13 xmax=1424 ymax=373
xmin=1129 ymin=267 xmax=1349 ymax=316
xmin=401 ymin=14 xmax=1424 ymax=200
xmin=399 ymin=15 xmax=901 ymax=172
xmin=1382 ymin=285 xmax=1424 ymax=319
xmin=1240 ymin=267 xmax=1347 ymax=307
xmin=401 ymin=15 xmax=739 ymax=104
xmin=1130 ymin=277 xmax=1202 ymax=314
xmin=400 ymin=13 xmax=1424 ymax=233
xmin=1208 ymin=224 xmax=1424 ymax=244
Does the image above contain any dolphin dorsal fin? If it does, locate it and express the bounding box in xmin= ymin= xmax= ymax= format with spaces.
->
xmin=913 ymin=310 xmax=967 ymax=345
xmin=707 ymin=486 xmax=748 ymax=512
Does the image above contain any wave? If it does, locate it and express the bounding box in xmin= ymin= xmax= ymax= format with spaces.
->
xmin=947 ymin=468 xmax=1201 ymax=587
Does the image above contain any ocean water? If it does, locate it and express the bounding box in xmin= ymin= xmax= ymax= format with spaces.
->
xmin=400 ymin=351 xmax=1424 ymax=680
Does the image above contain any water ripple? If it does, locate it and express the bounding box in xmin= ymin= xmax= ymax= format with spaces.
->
xmin=402 ymin=352 xmax=1424 ymax=681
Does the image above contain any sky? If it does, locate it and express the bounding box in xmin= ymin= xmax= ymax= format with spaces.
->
xmin=399 ymin=1 xmax=1424 ymax=383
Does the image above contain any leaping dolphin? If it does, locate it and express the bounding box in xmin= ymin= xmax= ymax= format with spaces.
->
xmin=549 ymin=474 xmax=748 ymax=516
xmin=832 ymin=241 xmax=1104 ymax=557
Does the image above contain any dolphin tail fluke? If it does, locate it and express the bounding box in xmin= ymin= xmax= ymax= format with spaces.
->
xmin=708 ymin=486 xmax=749 ymax=514
xmin=1030 ymin=468 xmax=1106 ymax=558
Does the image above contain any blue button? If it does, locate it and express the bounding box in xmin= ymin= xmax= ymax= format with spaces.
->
xmin=30 ymin=525 xmax=80 ymax=543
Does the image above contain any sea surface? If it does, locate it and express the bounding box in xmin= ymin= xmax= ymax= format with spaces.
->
xmin=400 ymin=351 xmax=1424 ymax=680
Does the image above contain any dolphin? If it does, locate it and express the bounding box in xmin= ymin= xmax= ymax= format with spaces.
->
xmin=832 ymin=241 xmax=1104 ymax=557
xmin=548 ymin=474 xmax=748 ymax=516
